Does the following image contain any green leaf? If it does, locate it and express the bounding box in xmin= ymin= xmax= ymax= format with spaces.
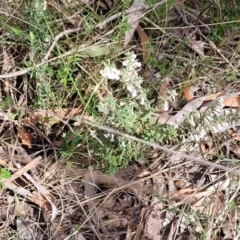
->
xmin=29 ymin=31 xmax=35 ymax=42
xmin=0 ymin=168 xmax=12 ymax=179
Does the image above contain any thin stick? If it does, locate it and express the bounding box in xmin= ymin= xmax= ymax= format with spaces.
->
xmin=83 ymin=120 xmax=240 ymax=175
xmin=42 ymin=27 xmax=81 ymax=62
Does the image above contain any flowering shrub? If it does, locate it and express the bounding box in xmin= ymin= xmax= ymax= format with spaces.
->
xmin=92 ymin=51 xmax=178 ymax=173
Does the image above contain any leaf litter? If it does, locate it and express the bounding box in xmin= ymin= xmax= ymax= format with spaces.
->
xmin=0 ymin=1 xmax=240 ymax=240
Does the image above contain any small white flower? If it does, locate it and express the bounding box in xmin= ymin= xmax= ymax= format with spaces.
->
xmin=127 ymin=84 xmax=138 ymax=98
xmin=44 ymin=37 xmax=50 ymax=43
xmin=120 ymin=101 xmax=126 ymax=106
xmin=123 ymin=59 xmax=141 ymax=69
xmin=100 ymin=66 xmax=121 ymax=80
xmin=122 ymin=52 xmax=141 ymax=69
xmin=140 ymin=96 xmax=145 ymax=105
xmin=35 ymin=0 xmax=47 ymax=10
xmin=104 ymin=133 xmax=110 ymax=138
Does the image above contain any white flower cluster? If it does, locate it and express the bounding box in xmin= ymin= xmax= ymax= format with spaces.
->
xmin=187 ymin=99 xmax=233 ymax=141
xmin=99 ymin=52 xmax=147 ymax=105
xmin=99 ymin=65 xmax=120 ymax=80
xmin=35 ymin=0 xmax=47 ymax=11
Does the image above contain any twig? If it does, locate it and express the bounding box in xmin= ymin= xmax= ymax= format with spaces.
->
xmin=174 ymin=5 xmax=191 ymax=26
xmin=42 ymin=27 xmax=81 ymax=62
xmin=82 ymin=120 xmax=240 ymax=176
xmin=96 ymin=0 xmax=167 ymax=29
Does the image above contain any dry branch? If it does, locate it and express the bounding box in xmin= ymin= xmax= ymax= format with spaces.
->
xmin=82 ymin=120 xmax=240 ymax=175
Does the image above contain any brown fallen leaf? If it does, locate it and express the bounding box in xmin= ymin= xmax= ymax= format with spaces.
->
xmin=175 ymin=0 xmax=185 ymax=7
xmin=143 ymin=173 xmax=166 ymax=240
xmin=36 ymin=106 xmax=82 ymax=119
xmin=188 ymin=36 xmax=206 ymax=58
xmin=21 ymin=106 xmax=82 ymax=126
xmin=136 ymin=25 xmax=150 ymax=64
xmin=18 ymin=128 xmax=32 ymax=148
xmin=124 ymin=0 xmax=145 ymax=48
xmin=84 ymin=170 xmax=126 ymax=198
xmin=170 ymin=188 xmax=197 ymax=202
xmin=21 ymin=115 xmax=39 ymax=126
xmin=223 ymin=94 xmax=240 ymax=107
xmin=227 ymin=129 xmax=240 ymax=141
xmin=227 ymin=140 xmax=240 ymax=158
xmin=203 ymin=91 xmax=225 ymax=101
xmin=184 ymin=86 xmax=194 ymax=101
xmin=167 ymin=91 xmax=225 ymax=127
xmin=158 ymin=77 xmax=170 ymax=100
xmin=157 ymin=77 xmax=171 ymax=114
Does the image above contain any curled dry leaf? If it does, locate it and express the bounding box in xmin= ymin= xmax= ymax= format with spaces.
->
xmin=200 ymin=141 xmax=214 ymax=154
xmin=202 ymin=91 xmax=225 ymax=101
xmin=167 ymin=97 xmax=204 ymax=127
